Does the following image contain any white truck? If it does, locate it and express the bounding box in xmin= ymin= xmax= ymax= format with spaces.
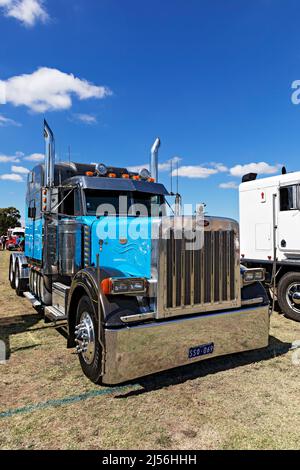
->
xmin=239 ymin=170 xmax=300 ymax=322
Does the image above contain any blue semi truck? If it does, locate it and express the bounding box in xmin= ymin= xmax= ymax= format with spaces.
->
xmin=9 ymin=121 xmax=270 ymax=384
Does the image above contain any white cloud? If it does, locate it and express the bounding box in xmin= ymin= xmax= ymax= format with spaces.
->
xmin=72 ymin=113 xmax=98 ymax=125
xmin=172 ymin=165 xmax=219 ymax=179
xmin=212 ymin=163 xmax=228 ymax=172
xmin=0 ymin=114 xmax=21 ymax=127
xmin=230 ymin=162 xmax=281 ymax=177
xmin=127 ymin=157 xmax=181 ymax=174
xmin=219 ymin=181 xmax=238 ymax=189
xmin=0 ymin=0 xmax=48 ymax=27
xmin=11 ymin=165 xmax=29 ymax=174
xmin=159 ymin=156 xmax=181 ymax=172
xmin=0 ymin=153 xmax=21 ymax=163
xmin=0 ymin=173 xmax=24 ymax=182
xmin=0 ymin=67 xmax=112 ymax=113
xmin=24 ymin=152 xmax=44 ymax=161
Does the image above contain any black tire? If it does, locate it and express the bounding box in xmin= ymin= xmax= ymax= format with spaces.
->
xmin=15 ymin=263 xmax=27 ymax=297
xmin=75 ymin=295 xmax=103 ymax=384
xmin=277 ymin=272 xmax=300 ymax=322
xmin=9 ymin=257 xmax=15 ymax=289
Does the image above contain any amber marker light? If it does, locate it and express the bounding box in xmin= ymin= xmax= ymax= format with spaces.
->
xmin=101 ymin=278 xmax=112 ymax=295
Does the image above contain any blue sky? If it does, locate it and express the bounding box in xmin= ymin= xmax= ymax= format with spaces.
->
xmin=1 ymin=0 xmax=300 ymax=222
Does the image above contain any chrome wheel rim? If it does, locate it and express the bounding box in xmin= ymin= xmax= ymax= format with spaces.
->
xmin=15 ymin=266 xmax=19 ymax=288
xmin=75 ymin=312 xmax=95 ymax=365
xmin=10 ymin=263 xmax=14 ymax=282
xmin=286 ymin=283 xmax=300 ymax=314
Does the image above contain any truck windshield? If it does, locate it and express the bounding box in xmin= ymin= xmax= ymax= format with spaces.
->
xmin=84 ymin=190 xmax=165 ymax=217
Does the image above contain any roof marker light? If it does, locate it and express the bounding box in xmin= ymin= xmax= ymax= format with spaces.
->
xmin=122 ymin=174 xmax=130 ymax=179
xmin=108 ymin=173 xmax=117 ymax=178
xmin=132 ymin=175 xmax=140 ymax=181
xmin=85 ymin=171 xmax=94 ymax=177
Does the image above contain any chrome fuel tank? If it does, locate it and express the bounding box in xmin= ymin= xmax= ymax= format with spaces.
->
xmin=58 ymin=219 xmax=82 ymax=276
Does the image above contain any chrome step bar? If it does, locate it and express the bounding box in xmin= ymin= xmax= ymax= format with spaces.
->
xmin=24 ymin=291 xmax=42 ymax=308
xmin=44 ymin=305 xmax=67 ymax=322
xmin=120 ymin=312 xmax=155 ymax=323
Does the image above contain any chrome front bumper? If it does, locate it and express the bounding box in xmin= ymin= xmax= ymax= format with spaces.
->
xmin=102 ymin=305 xmax=270 ymax=384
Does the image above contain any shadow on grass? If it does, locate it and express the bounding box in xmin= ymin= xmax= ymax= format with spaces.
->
xmin=0 ymin=312 xmax=42 ymax=360
xmin=114 ymin=336 xmax=291 ymax=398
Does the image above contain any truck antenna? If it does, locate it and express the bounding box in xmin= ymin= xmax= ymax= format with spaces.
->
xmin=170 ymin=159 xmax=173 ymax=195
xmin=68 ymin=145 xmax=71 ymax=165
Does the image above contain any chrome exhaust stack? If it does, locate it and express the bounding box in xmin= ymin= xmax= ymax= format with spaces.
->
xmin=150 ymin=137 xmax=161 ymax=182
xmin=44 ymin=120 xmax=55 ymax=187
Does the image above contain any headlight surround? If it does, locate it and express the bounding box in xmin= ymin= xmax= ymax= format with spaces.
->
xmin=101 ymin=277 xmax=147 ymax=295
xmin=242 ymin=268 xmax=265 ymax=285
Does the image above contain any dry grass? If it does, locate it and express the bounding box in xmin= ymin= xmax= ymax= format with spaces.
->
xmin=0 ymin=250 xmax=300 ymax=450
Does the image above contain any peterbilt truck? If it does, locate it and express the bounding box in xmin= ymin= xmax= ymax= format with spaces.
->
xmin=240 ymin=170 xmax=300 ymax=323
xmin=9 ymin=121 xmax=270 ymax=384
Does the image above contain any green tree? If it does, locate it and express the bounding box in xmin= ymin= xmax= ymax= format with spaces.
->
xmin=0 ymin=207 xmax=21 ymax=235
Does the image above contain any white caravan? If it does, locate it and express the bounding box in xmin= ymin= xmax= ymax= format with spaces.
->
xmin=239 ymin=170 xmax=300 ymax=322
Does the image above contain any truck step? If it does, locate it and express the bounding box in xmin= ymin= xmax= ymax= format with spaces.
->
xmin=45 ymin=305 xmax=67 ymax=322
xmin=23 ymin=291 xmax=42 ymax=308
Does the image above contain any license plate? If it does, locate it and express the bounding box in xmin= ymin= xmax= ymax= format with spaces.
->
xmin=188 ymin=342 xmax=214 ymax=359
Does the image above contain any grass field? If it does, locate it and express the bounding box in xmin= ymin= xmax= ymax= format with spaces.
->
xmin=0 ymin=250 xmax=300 ymax=450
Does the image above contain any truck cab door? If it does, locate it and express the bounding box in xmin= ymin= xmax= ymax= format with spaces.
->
xmin=277 ymin=184 xmax=300 ymax=254
xmin=25 ymin=201 xmax=36 ymax=258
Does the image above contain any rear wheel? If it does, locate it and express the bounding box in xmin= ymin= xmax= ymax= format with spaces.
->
xmin=278 ymin=272 xmax=300 ymax=322
xmin=75 ymin=295 xmax=103 ymax=384
xmin=9 ymin=257 xmax=15 ymax=289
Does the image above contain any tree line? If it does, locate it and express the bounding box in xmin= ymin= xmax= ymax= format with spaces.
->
xmin=0 ymin=207 xmax=21 ymax=235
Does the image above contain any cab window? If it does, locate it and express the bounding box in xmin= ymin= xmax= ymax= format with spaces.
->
xmin=280 ymin=185 xmax=299 ymax=211
xmin=62 ymin=190 xmax=81 ymax=216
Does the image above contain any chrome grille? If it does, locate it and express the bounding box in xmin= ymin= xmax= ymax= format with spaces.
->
xmin=155 ymin=217 xmax=241 ymax=319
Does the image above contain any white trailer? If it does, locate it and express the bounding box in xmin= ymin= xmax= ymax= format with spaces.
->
xmin=239 ymin=170 xmax=300 ymax=322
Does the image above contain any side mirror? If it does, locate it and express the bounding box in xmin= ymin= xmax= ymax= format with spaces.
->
xmin=28 ymin=207 xmax=36 ymax=219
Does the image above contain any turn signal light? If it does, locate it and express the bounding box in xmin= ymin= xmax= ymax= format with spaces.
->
xmin=101 ymin=277 xmax=147 ymax=295
xmin=101 ymin=278 xmax=112 ymax=295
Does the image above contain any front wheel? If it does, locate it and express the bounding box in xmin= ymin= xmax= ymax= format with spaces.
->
xmin=75 ymin=295 xmax=103 ymax=384
xmin=278 ymin=272 xmax=300 ymax=322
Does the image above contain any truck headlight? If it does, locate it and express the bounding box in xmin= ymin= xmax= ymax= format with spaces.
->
xmin=101 ymin=277 xmax=147 ymax=295
xmin=242 ymin=268 xmax=265 ymax=285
